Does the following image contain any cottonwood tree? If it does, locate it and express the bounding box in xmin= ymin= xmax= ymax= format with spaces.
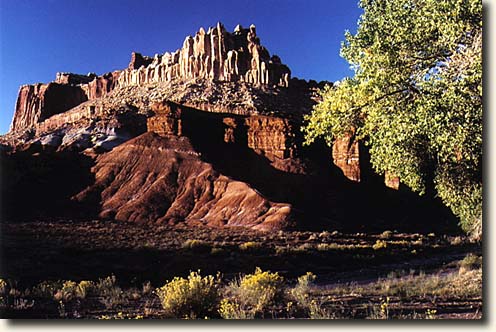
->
xmin=303 ymin=0 xmax=482 ymax=238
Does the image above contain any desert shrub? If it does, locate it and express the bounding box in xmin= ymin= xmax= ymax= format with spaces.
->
xmin=155 ymin=271 xmax=220 ymax=319
xmin=0 ymin=279 xmax=7 ymax=306
xmin=54 ymin=281 xmax=77 ymax=302
xmin=182 ymin=239 xmax=211 ymax=252
xmin=96 ymin=275 xmax=126 ymax=309
xmin=220 ymin=267 xmax=284 ymax=319
xmin=373 ymin=240 xmax=388 ymax=250
xmin=142 ymin=281 xmax=153 ymax=295
xmin=274 ymin=245 xmax=290 ymax=255
xmin=367 ymin=297 xmax=391 ymax=319
xmin=96 ymin=275 xmax=118 ymax=293
xmin=0 ymin=279 xmax=8 ymax=295
xmin=290 ymin=272 xmax=315 ymax=306
xmin=76 ymin=280 xmax=95 ymax=299
xmin=379 ymin=230 xmax=393 ymax=239
xmin=218 ymin=298 xmax=255 ymax=319
xmin=32 ymin=280 xmax=62 ymax=298
xmin=239 ymin=241 xmax=261 ymax=251
xmin=459 ymin=253 xmax=482 ymax=273
xmin=210 ymin=247 xmax=224 ymax=255
xmin=289 ymin=272 xmax=333 ymax=319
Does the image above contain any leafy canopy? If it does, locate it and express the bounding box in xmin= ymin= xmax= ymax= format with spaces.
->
xmin=303 ymin=0 xmax=482 ymax=236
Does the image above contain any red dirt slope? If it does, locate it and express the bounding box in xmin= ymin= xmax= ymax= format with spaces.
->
xmin=74 ymin=132 xmax=293 ymax=231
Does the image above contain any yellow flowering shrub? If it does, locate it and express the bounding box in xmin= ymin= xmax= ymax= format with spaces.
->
xmin=155 ymin=271 xmax=220 ymax=319
xmin=76 ymin=280 xmax=95 ymax=299
xmin=219 ymin=267 xmax=284 ymax=318
xmin=373 ymin=240 xmax=387 ymax=250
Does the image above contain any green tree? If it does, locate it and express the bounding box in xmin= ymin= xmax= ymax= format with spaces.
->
xmin=303 ymin=0 xmax=482 ymax=238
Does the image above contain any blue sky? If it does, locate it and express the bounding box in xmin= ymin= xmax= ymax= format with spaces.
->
xmin=0 ymin=0 xmax=363 ymax=134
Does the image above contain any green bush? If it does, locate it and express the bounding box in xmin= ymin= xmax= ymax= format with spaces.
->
xmin=155 ymin=271 xmax=220 ymax=319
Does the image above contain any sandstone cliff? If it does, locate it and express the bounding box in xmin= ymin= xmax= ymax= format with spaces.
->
xmin=9 ymin=23 xmax=293 ymax=133
xmin=117 ymin=23 xmax=290 ymax=88
xmin=1 ymin=22 xmax=440 ymax=232
xmin=11 ymin=83 xmax=88 ymax=132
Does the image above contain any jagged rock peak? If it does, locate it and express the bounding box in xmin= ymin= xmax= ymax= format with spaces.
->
xmin=117 ymin=22 xmax=291 ymax=88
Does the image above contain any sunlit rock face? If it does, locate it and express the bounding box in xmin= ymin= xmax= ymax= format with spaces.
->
xmin=9 ymin=23 xmax=291 ymax=133
xmin=11 ymin=83 xmax=88 ymax=132
xmin=117 ymin=23 xmax=291 ymax=88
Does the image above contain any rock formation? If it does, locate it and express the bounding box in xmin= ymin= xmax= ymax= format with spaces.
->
xmin=116 ymin=23 xmax=290 ymax=88
xmin=245 ymin=116 xmax=295 ymax=160
xmin=74 ymin=132 xmax=293 ymax=231
xmin=11 ymin=71 xmax=121 ymax=132
xmin=332 ymin=134 xmax=360 ymax=182
xmin=147 ymin=100 xmax=296 ymax=162
xmin=9 ymin=23 xmax=291 ymax=133
xmin=11 ymin=83 xmax=88 ymax=132
xmin=2 ymin=22 xmax=443 ymax=233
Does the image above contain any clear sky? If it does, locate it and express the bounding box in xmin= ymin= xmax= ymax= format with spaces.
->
xmin=0 ymin=0 xmax=363 ymax=134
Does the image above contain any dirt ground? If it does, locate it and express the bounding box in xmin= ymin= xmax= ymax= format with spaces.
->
xmin=0 ymin=219 xmax=482 ymax=319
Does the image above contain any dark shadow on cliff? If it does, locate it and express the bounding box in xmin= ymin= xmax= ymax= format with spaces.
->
xmin=180 ymin=107 xmax=460 ymax=235
xmin=0 ymin=146 xmax=98 ymax=222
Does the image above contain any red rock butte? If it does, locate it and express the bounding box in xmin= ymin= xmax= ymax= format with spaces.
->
xmin=1 ymin=22 xmax=437 ymax=233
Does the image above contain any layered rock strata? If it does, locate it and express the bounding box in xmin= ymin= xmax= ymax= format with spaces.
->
xmin=11 ymin=72 xmax=120 ymax=132
xmin=245 ymin=116 xmax=295 ymax=160
xmin=117 ymin=23 xmax=290 ymax=88
xmin=147 ymin=100 xmax=296 ymax=162
xmin=10 ymin=23 xmax=291 ymax=133
xmin=11 ymin=83 xmax=88 ymax=132
xmin=74 ymin=132 xmax=293 ymax=231
xmin=147 ymin=100 xmax=183 ymax=136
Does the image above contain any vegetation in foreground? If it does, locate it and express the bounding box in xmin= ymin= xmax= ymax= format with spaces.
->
xmin=1 ymin=219 xmax=481 ymax=319
xmin=0 ymin=254 xmax=482 ymax=319
xmin=303 ymin=0 xmax=482 ymax=239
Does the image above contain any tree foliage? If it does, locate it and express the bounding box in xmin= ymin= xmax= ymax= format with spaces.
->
xmin=303 ymin=0 xmax=482 ymax=237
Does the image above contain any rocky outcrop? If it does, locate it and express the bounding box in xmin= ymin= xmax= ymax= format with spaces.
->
xmin=9 ymin=22 xmax=298 ymax=134
xmin=117 ymin=23 xmax=290 ymax=88
xmin=147 ymin=100 xmax=297 ymax=162
xmin=332 ymin=134 xmax=360 ymax=182
xmin=11 ymin=71 xmax=122 ymax=132
xmin=147 ymin=100 xmax=183 ymax=136
xmin=11 ymin=83 xmax=88 ymax=132
xmin=74 ymin=132 xmax=293 ymax=231
xmin=385 ymin=171 xmax=400 ymax=189
xmin=245 ymin=116 xmax=295 ymax=160
xmin=55 ymin=72 xmax=96 ymax=85
xmin=82 ymin=71 xmax=121 ymax=100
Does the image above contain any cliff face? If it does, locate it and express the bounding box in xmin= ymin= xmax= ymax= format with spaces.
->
xmin=9 ymin=23 xmax=292 ymax=134
xmin=3 ymin=22 xmax=435 ymax=232
xmin=332 ymin=135 xmax=360 ymax=182
xmin=11 ymin=83 xmax=88 ymax=132
xmin=147 ymin=100 xmax=297 ymax=163
xmin=117 ymin=23 xmax=290 ymax=88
